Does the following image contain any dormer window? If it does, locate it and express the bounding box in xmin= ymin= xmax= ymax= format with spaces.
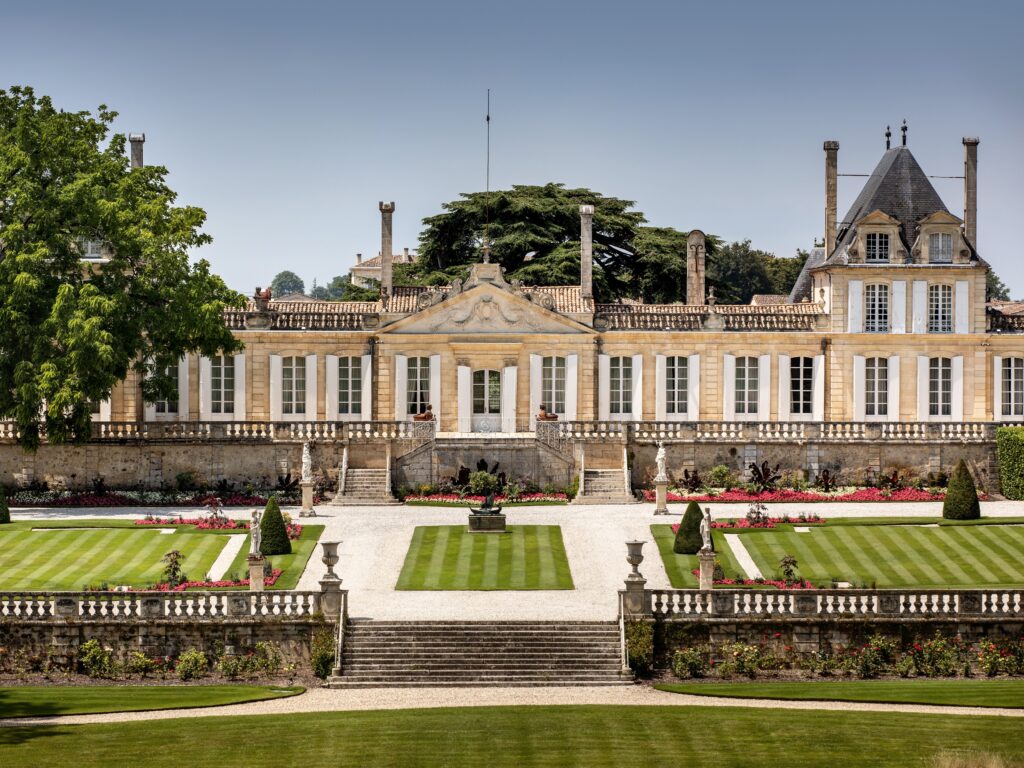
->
xmin=865 ymin=233 xmax=890 ymax=263
xmin=929 ymin=233 xmax=953 ymax=263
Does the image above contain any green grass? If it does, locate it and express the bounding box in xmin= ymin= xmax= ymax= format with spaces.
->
xmin=1 ymin=705 xmax=1023 ymax=767
xmin=0 ymin=685 xmax=303 ymax=718
xmin=222 ymin=524 xmax=324 ymax=589
xmin=651 ymin=524 xmax=746 ymax=588
xmin=396 ymin=525 xmax=574 ymax=590
xmin=655 ymin=679 xmax=1024 ymax=708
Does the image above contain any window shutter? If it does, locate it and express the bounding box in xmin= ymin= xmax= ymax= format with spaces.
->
xmin=598 ymin=354 xmax=610 ymax=421
xmin=917 ymin=355 xmax=930 ymax=421
xmin=777 ymin=354 xmax=791 ymax=421
xmin=891 ymin=280 xmax=907 ymax=333
xmin=687 ymin=354 xmax=700 ymax=422
xmin=812 ymin=354 xmax=825 ymax=421
xmin=887 ymin=356 xmax=901 ymax=422
xmin=911 ymin=281 xmax=927 ymax=333
xmin=955 ymin=281 xmax=970 ymax=333
xmin=394 ymin=355 xmax=408 ymax=421
xmin=501 ymin=365 xmax=517 ymax=433
xmin=234 ymin=354 xmax=246 ymax=421
xmin=654 ymin=354 xmax=667 ymax=421
xmin=631 ymin=354 xmax=643 ymax=421
xmin=565 ymin=353 xmax=578 ymax=421
xmin=360 ymin=354 xmax=373 ymax=420
xmin=994 ymin=356 xmax=1003 ymax=421
xmin=325 ymin=354 xmax=339 ymax=421
xmin=429 ymin=354 xmax=441 ymax=427
xmin=529 ymin=354 xmax=542 ymax=429
xmin=177 ymin=357 xmax=189 ymax=421
xmin=847 ymin=280 xmax=863 ymax=333
xmin=199 ymin=356 xmax=213 ymax=421
xmin=722 ymin=354 xmax=736 ymax=421
xmin=98 ymin=399 xmax=111 ymax=422
xmin=269 ymin=355 xmax=282 ymax=422
xmin=757 ymin=354 xmax=771 ymax=422
xmin=951 ymin=356 xmax=964 ymax=421
xmin=457 ymin=364 xmax=472 ymax=433
xmin=304 ymin=354 xmax=318 ymax=419
xmin=852 ymin=355 xmax=866 ymax=421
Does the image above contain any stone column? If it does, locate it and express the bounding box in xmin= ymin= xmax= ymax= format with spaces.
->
xmin=247 ymin=554 xmax=265 ymax=592
xmin=698 ymin=548 xmax=715 ymax=591
xmin=654 ymin=479 xmax=669 ymax=515
xmin=686 ymin=230 xmax=706 ymax=305
xmin=379 ymin=201 xmax=395 ymax=297
xmin=963 ymin=137 xmax=979 ymax=248
xmin=300 ymin=481 xmax=315 ymax=517
xmin=579 ymin=205 xmax=594 ymax=300
xmin=824 ymin=141 xmax=839 ymax=255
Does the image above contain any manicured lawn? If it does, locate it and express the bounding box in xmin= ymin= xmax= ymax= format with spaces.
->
xmin=396 ymin=525 xmax=574 ymax=590
xmin=222 ymin=524 xmax=324 ymax=589
xmin=651 ymin=525 xmax=745 ymax=588
xmin=0 ymin=685 xmax=303 ymax=718
xmin=655 ymin=679 xmax=1024 ymax=708
xmin=1 ymin=705 xmax=1023 ymax=767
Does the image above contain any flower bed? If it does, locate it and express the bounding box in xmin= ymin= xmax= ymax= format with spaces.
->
xmin=134 ymin=516 xmax=303 ymax=540
xmin=688 ymin=570 xmax=816 ymax=590
xmin=670 ymin=515 xmax=825 ymax=532
xmin=144 ymin=569 xmax=284 ymax=592
xmin=645 ymin=487 xmax=949 ymax=504
xmin=401 ymin=492 xmax=569 ymax=505
xmin=8 ymin=489 xmax=308 ymax=508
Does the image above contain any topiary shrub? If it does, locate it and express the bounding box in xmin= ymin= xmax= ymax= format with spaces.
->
xmin=0 ymin=487 xmax=9 ymax=524
xmin=310 ymin=626 xmax=336 ymax=680
xmin=943 ymin=459 xmax=980 ymax=520
xmin=673 ymin=501 xmax=704 ymax=554
xmin=996 ymin=426 xmax=1024 ymax=500
xmin=468 ymin=471 xmax=498 ymax=496
xmin=260 ymin=495 xmax=292 ymax=556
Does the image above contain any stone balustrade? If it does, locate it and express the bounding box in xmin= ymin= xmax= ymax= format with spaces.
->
xmin=643 ymin=588 xmax=1023 ymax=620
xmin=0 ymin=590 xmax=326 ymax=621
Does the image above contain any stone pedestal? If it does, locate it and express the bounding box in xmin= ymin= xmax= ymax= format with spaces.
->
xmin=468 ymin=513 xmax=507 ymax=533
xmin=300 ymin=481 xmax=315 ymax=517
xmin=698 ymin=548 xmax=716 ymax=591
xmin=247 ymin=554 xmax=265 ymax=592
xmin=654 ymin=478 xmax=669 ymax=515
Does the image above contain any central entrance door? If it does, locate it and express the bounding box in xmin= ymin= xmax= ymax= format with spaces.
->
xmin=471 ymin=369 xmax=502 ymax=432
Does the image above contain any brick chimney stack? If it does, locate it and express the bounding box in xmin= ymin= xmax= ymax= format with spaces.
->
xmin=824 ymin=140 xmax=839 ymax=256
xmin=686 ymin=230 xmax=707 ymax=305
xmin=579 ymin=205 xmax=594 ymax=300
xmin=129 ymin=133 xmax=145 ymax=169
xmin=963 ymin=137 xmax=979 ymax=248
xmin=379 ymin=201 xmax=395 ymax=297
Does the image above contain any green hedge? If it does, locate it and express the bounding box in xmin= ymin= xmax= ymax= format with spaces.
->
xmin=997 ymin=426 xmax=1024 ymax=500
xmin=0 ymin=487 xmax=9 ymax=524
xmin=259 ymin=496 xmax=292 ymax=556
xmin=673 ymin=501 xmax=704 ymax=555
xmin=943 ymin=459 xmax=980 ymax=520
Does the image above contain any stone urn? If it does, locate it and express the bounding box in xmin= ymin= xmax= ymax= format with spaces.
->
xmin=320 ymin=541 xmax=341 ymax=580
xmin=625 ymin=540 xmax=645 ymax=582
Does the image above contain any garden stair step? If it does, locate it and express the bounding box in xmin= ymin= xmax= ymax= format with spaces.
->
xmin=328 ymin=620 xmax=632 ymax=688
xmin=572 ymin=469 xmax=634 ymax=504
xmin=329 ymin=468 xmax=398 ymax=506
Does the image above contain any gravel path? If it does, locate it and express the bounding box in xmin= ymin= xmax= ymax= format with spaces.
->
xmin=2 ymin=684 xmax=1022 ymax=727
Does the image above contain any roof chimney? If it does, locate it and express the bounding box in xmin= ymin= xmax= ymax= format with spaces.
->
xmin=579 ymin=205 xmax=594 ymax=300
xmin=129 ymin=133 xmax=145 ymax=169
xmin=356 ymin=253 xmax=362 ymax=265
xmin=963 ymin=137 xmax=979 ymax=248
xmin=686 ymin=230 xmax=707 ymax=305
xmin=823 ymin=140 xmax=839 ymax=256
xmin=378 ymin=201 xmax=395 ymax=297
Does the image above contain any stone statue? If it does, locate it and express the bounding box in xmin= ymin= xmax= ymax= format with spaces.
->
xmin=655 ymin=441 xmax=667 ymax=482
xmin=700 ymin=506 xmax=713 ymax=551
xmin=250 ymin=509 xmax=263 ymax=557
xmin=301 ymin=441 xmax=313 ymax=484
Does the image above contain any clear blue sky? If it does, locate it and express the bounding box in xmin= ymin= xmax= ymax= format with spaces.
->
xmin=5 ymin=0 xmax=1023 ymax=296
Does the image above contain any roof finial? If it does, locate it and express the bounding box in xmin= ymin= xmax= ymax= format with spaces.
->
xmin=901 ymin=119 xmax=907 ymax=147
xmin=885 ymin=125 xmax=891 ymax=150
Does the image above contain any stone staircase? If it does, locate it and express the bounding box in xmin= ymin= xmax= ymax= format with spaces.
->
xmin=329 ymin=468 xmax=397 ymax=505
xmin=572 ymin=469 xmax=634 ymax=504
xmin=327 ymin=620 xmax=631 ymax=687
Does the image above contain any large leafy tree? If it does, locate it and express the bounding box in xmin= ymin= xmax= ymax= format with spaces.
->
xmin=0 ymin=86 xmax=244 ymax=448
xmin=270 ymin=270 xmax=304 ymax=297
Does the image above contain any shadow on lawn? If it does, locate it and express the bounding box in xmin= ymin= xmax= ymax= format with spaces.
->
xmin=0 ymin=688 xmax=71 ymax=747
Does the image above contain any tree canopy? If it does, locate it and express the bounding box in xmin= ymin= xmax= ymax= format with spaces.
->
xmin=0 ymin=86 xmax=244 ymax=448
xmin=270 ymin=270 xmax=305 ymax=297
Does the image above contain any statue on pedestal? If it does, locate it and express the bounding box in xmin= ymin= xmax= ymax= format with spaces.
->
xmin=700 ymin=506 xmax=713 ymax=551
xmin=249 ymin=509 xmax=263 ymax=557
xmin=655 ymin=441 xmax=667 ymax=482
xmin=301 ymin=441 xmax=313 ymax=484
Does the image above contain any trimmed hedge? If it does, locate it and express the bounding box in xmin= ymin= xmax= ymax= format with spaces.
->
xmin=0 ymin=487 xmax=9 ymax=524
xmin=943 ymin=459 xmax=981 ymax=520
xmin=996 ymin=426 xmax=1024 ymax=500
xmin=673 ymin=501 xmax=704 ymax=554
xmin=259 ymin=495 xmax=292 ymax=556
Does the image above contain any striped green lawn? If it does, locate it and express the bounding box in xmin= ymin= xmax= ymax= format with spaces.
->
xmin=737 ymin=523 xmax=1024 ymax=588
xmin=222 ymin=524 xmax=324 ymax=589
xmin=0 ymin=523 xmax=229 ymax=590
xmin=651 ymin=525 xmax=747 ymax=588
xmin=396 ymin=525 xmax=574 ymax=590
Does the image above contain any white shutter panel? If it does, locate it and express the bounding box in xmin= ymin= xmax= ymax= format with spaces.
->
xmin=429 ymin=354 xmax=441 ymax=426
xmin=655 ymin=354 xmax=667 ymax=421
xmin=598 ymin=354 xmax=610 ymax=421
xmin=723 ymin=354 xmax=736 ymax=421
xmin=360 ymin=354 xmax=373 ymax=420
xmin=951 ymin=355 xmax=964 ymax=421
xmin=891 ymin=280 xmax=907 ymax=333
xmin=394 ymin=355 xmax=408 ymax=421
xmin=852 ymin=355 xmax=866 ymax=421
xmin=564 ymin=353 xmax=578 ymax=421
xmin=631 ymin=354 xmax=643 ymax=421
xmin=887 ymin=356 xmax=900 ymax=422
xmin=457 ymin=364 xmax=472 ymax=433
xmin=757 ymin=354 xmax=771 ymax=422
xmin=199 ymin=356 xmax=213 ymax=421
xmin=269 ymin=354 xmax=282 ymax=421
xmin=529 ymin=354 xmax=542 ymax=429
xmin=847 ymin=280 xmax=863 ymax=333
xmin=325 ymin=354 xmax=339 ymax=421
xmin=812 ymin=354 xmax=825 ymax=421
xmin=994 ymin=356 xmax=1003 ymax=421
xmin=687 ymin=354 xmax=700 ymax=422
xmin=912 ymin=281 xmax=928 ymax=333
xmin=955 ymin=280 xmax=970 ymax=334
xmin=304 ymin=354 xmax=318 ymax=419
xmin=233 ymin=354 xmax=246 ymax=420
xmin=917 ymin=355 xmax=930 ymax=421
xmin=177 ymin=357 xmax=189 ymax=420
xmin=777 ymin=354 xmax=791 ymax=421
xmin=98 ymin=399 xmax=111 ymax=422
xmin=501 ymin=366 xmax=517 ymax=433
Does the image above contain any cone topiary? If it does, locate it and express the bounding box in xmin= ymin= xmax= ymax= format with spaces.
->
xmin=943 ymin=459 xmax=981 ymax=520
xmin=0 ymin=487 xmax=9 ymax=524
xmin=673 ymin=500 xmax=704 ymax=554
xmin=259 ymin=495 xmax=292 ymax=556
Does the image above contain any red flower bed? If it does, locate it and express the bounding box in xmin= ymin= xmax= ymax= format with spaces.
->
xmin=134 ymin=517 xmax=303 ymax=540
xmin=689 ymin=569 xmax=815 ymax=590
xmin=670 ymin=515 xmax=825 ymax=533
xmin=403 ymin=492 xmax=568 ymax=504
xmin=144 ymin=569 xmax=283 ymax=592
xmin=645 ymin=487 xmax=947 ymax=504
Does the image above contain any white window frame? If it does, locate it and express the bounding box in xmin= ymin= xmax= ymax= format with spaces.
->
xmin=407 ymin=356 xmax=431 ymax=416
xmin=145 ymin=358 xmax=189 ymax=422
xmin=335 ymin=356 xmax=362 ymax=417
xmin=540 ymin=356 xmax=566 ymax=416
xmin=865 ymin=232 xmax=890 ymax=263
xmin=281 ymin=356 xmax=306 ymax=416
xmin=929 ymin=232 xmax=953 ymax=263
xmin=865 ymin=357 xmax=889 ymax=419
xmin=209 ymin=354 xmax=235 ymax=416
xmin=734 ymin=356 xmax=758 ymax=417
xmin=789 ymin=356 xmax=814 ymax=417
xmin=200 ymin=354 xmax=246 ymax=422
xmin=929 ymin=357 xmax=953 ymax=418
xmin=609 ymin=356 xmax=633 ymax=417
xmin=928 ymin=284 xmax=953 ymax=334
xmin=472 ymin=369 xmax=502 ymax=415
xmin=664 ymin=356 xmax=688 ymax=416
xmin=864 ymin=283 xmax=889 ymax=333
xmin=1002 ymin=357 xmax=1024 ymax=419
